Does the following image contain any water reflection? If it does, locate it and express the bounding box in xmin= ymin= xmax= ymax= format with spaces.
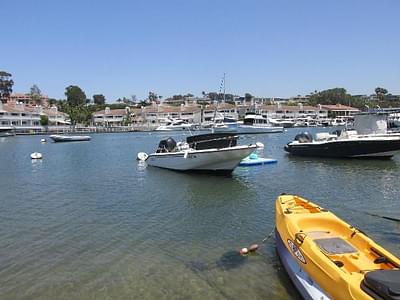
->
xmin=0 ymin=132 xmax=399 ymax=300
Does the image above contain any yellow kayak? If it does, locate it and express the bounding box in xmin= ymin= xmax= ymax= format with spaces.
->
xmin=275 ymin=194 xmax=400 ymax=300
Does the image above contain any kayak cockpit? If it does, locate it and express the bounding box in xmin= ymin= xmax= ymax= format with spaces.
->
xmin=361 ymin=270 xmax=400 ymax=300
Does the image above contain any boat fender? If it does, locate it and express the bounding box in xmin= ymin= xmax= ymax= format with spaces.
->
xmin=256 ymin=142 xmax=264 ymax=149
xmin=137 ymin=152 xmax=148 ymax=161
xmin=249 ymin=244 xmax=258 ymax=252
xmin=184 ymin=150 xmax=189 ymax=159
xmin=239 ymin=248 xmax=248 ymax=256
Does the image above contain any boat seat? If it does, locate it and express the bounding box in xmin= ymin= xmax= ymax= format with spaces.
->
xmin=314 ymin=237 xmax=357 ymax=255
xmin=361 ymin=270 xmax=400 ymax=300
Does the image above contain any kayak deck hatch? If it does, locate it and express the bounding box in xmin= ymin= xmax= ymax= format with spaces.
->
xmin=314 ymin=237 xmax=357 ymax=255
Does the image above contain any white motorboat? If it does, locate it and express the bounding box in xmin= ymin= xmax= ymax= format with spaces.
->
xmin=285 ymin=113 xmax=400 ymax=158
xmin=285 ymin=131 xmax=400 ymax=158
xmin=0 ymin=126 xmax=15 ymax=137
xmin=155 ymin=118 xmax=195 ymax=131
xmin=331 ymin=117 xmax=347 ymax=126
xmin=137 ymin=133 xmax=263 ymax=173
xmin=49 ymin=135 xmax=91 ymax=142
xmin=212 ymin=116 xmax=238 ymax=133
xmin=268 ymin=118 xmax=295 ymax=128
xmin=238 ymin=113 xmax=284 ymax=134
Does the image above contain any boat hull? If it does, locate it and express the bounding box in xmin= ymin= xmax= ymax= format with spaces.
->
xmin=238 ymin=125 xmax=284 ymax=134
xmin=147 ymin=145 xmax=257 ymax=172
xmin=50 ymin=135 xmax=91 ymax=142
xmin=275 ymin=229 xmax=330 ymax=300
xmin=284 ymin=138 xmax=400 ymax=158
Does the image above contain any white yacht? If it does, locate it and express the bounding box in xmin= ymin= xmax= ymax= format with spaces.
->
xmin=238 ymin=113 xmax=284 ymax=134
xmin=155 ymin=118 xmax=195 ymax=131
xmin=137 ymin=133 xmax=263 ymax=173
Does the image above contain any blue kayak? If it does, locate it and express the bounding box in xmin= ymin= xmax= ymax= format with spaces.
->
xmin=239 ymin=153 xmax=277 ymax=166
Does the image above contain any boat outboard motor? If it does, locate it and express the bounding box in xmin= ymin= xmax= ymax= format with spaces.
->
xmin=294 ymin=132 xmax=313 ymax=143
xmin=157 ymin=137 xmax=177 ymax=153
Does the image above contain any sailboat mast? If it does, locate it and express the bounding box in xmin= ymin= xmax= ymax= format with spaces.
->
xmin=223 ymin=73 xmax=226 ymax=103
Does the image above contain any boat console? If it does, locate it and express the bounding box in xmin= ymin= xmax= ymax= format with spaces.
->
xmin=186 ymin=133 xmax=238 ymax=150
xmin=294 ymin=132 xmax=313 ymax=143
xmin=156 ymin=137 xmax=177 ymax=153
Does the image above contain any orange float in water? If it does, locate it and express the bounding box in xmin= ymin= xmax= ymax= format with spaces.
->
xmin=249 ymin=244 xmax=259 ymax=252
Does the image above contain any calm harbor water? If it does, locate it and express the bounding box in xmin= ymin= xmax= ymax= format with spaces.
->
xmin=0 ymin=130 xmax=399 ymax=299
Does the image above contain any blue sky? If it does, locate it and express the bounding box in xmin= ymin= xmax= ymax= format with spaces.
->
xmin=1 ymin=0 xmax=399 ymax=101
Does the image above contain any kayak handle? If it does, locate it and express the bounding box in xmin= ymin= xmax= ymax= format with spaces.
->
xmin=295 ymin=232 xmax=307 ymax=245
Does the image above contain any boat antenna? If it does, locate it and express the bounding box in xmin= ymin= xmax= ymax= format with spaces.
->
xmin=219 ymin=73 xmax=226 ymax=103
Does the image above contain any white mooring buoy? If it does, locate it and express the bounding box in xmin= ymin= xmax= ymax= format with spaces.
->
xmin=30 ymin=152 xmax=43 ymax=159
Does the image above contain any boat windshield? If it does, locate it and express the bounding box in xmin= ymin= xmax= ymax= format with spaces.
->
xmin=186 ymin=133 xmax=238 ymax=150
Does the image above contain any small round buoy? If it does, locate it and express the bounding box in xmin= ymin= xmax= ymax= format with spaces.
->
xmin=249 ymin=244 xmax=259 ymax=252
xmin=239 ymin=247 xmax=249 ymax=255
xmin=41 ymin=138 xmax=46 ymax=143
xmin=30 ymin=152 xmax=43 ymax=159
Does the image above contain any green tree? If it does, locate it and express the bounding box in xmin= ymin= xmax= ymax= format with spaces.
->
xmin=244 ymin=93 xmax=253 ymax=102
xmin=308 ymin=88 xmax=352 ymax=106
xmin=40 ymin=115 xmax=49 ymax=126
xmin=148 ymin=91 xmax=158 ymax=102
xmin=0 ymin=71 xmax=14 ymax=103
xmin=375 ymin=87 xmax=388 ymax=101
xmin=93 ymin=94 xmax=106 ymax=105
xmin=65 ymin=85 xmax=86 ymax=106
xmin=30 ymin=84 xmax=42 ymax=105
xmin=208 ymin=92 xmax=218 ymax=101
xmin=63 ymin=104 xmax=92 ymax=125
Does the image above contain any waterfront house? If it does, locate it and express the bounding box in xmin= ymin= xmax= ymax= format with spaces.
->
xmin=92 ymin=107 xmax=133 ymax=126
xmin=8 ymin=93 xmax=49 ymax=107
xmin=141 ymin=103 xmax=202 ymax=126
xmin=202 ymin=103 xmax=238 ymax=122
xmin=319 ymin=104 xmax=360 ymax=118
xmin=258 ymin=104 xmax=328 ymax=120
xmin=0 ymin=102 xmax=69 ymax=128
